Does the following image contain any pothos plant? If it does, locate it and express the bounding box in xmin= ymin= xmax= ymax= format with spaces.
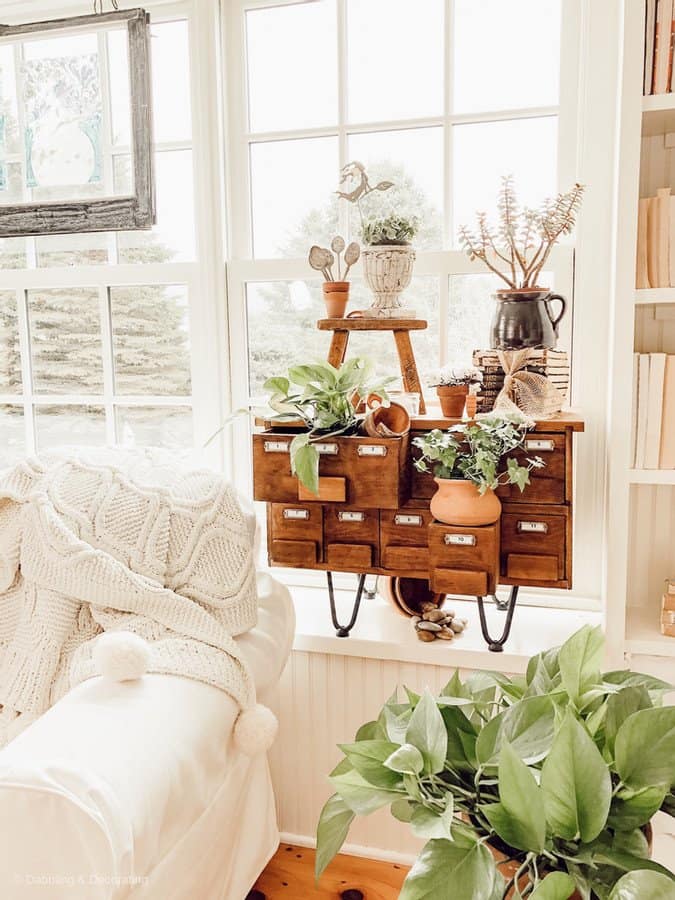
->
xmin=412 ymin=413 xmax=545 ymax=494
xmin=316 ymin=625 xmax=675 ymax=899
xmin=263 ymin=358 xmax=394 ymax=495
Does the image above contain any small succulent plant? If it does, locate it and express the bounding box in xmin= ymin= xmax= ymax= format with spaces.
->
xmin=428 ymin=364 xmax=483 ymax=388
xmin=362 ymin=214 xmax=419 ymax=246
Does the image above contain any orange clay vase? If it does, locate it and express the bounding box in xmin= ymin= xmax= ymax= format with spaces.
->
xmin=322 ymin=282 xmax=350 ymax=317
xmin=430 ymin=478 xmax=502 ymax=526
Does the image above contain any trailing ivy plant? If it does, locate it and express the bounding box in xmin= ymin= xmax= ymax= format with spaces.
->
xmin=263 ymin=358 xmax=394 ymax=495
xmin=316 ymin=625 xmax=675 ymax=899
xmin=412 ymin=413 xmax=545 ymax=494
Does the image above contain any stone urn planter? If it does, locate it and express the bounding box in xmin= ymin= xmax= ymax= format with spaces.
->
xmin=430 ymin=478 xmax=502 ymax=526
xmin=362 ymin=244 xmax=415 ymax=318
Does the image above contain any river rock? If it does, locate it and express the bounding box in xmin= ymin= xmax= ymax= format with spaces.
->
xmin=416 ymin=629 xmax=435 ymax=642
xmin=423 ymin=608 xmax=446 ymax=623
xmin=417 ymin=621 xmax=442 ymax=633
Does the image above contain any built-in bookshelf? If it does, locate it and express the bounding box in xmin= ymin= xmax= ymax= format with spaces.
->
xmin=607 ymin=3 xmax=675 ymax=671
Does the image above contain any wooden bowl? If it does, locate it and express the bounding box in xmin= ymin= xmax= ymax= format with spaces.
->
xmin=381 ymin=576 xmax=445 ymax=617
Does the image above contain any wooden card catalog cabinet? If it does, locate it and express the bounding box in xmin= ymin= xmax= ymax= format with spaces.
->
xmin=253 ymin=413 xmax=583 ymax=650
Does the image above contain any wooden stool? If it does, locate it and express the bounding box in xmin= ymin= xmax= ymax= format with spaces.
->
xmin=318 ymin=317 xmax=428 ymax=414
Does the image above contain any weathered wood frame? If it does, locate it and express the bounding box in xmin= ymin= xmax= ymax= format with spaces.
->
xmin=0 ymin=8 xmax=155 ymax=236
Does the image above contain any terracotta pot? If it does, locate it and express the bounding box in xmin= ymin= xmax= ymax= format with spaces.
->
xmin=363 ymin=401 xmax=411 ymax=437
xmin=381 ymin=576 xmax=445 ymax=617
xmin=323 ymin=281 xmax=350 ymax=317
xmin=436 ymin=384 xmax=469 ymax=417
xmin=430 ymin=478 xmax=502 ymax=526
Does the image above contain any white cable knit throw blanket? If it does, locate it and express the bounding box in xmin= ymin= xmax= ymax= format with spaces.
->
xmin=0 ymin=448 xmax=259 ymax=747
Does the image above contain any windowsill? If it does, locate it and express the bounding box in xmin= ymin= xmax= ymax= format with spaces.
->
xmin=289 ymin=585 xmax=602 ymax=674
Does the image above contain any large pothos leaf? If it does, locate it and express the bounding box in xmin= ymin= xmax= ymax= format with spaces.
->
xmin=529 ymin=872 xmax=577 ymax=900
xmin=399 ymin=838 xmax=497 ymax=900
xmin=475 ymin=695 xmax=555 ymax=767
xmin=497 ymin=742 xmax=546 ymax=852
xmin=384 ymin=743 xmax=425 ymax=776
xmin=405 ymin=689 xmax=447 ymax=775
xmin=614 ymin=707 xmax=675 ymax=790
xmin=410 ymin=799 xmax=454 ymax=840
xmin=338 ymin=740 xmax=402 ymax=789
xmin=315 ymin=794 xmax=355 ymax=881
xmin=603 ymin=686 xmax=652 ymax=756
xmin=608 ymin=784 xmax=669 ymax=831
xmin=329 ymin=767 xmax=403 ymax=815
xmin=558 ymin=624 xmax=604 ymax=704
xmin=289 ymin=433 xmax=319 ymax=495
xmin=541 ymin=710 xmax=611 ymax=842
xmin=607 ymin=870 xmax=675 ymax=900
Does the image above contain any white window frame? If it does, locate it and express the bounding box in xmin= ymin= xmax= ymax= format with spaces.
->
xmin=0 ymin=0 xmax=230 ymax=472
xmin=221 ymin=0 xmax=604 ymax=609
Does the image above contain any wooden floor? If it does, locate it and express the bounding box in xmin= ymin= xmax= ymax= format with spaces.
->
xmin=248 ymin=843 xmax=409 ymax=900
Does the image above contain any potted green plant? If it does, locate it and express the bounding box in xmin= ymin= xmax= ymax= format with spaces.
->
xmin=429 ymin=365 xmax=484 ymax=418
xmin=316 ymin=624 xmax=675 ymax=899
xmin=263 ymin=357 xmax=394 ymax=495
xmin=336 ymin=161 xmax=419 ymax=318
xmin=458 ymin=175 xmax=585 ymax=351
xmin=412 ymin=413 xmax=544 ymax=525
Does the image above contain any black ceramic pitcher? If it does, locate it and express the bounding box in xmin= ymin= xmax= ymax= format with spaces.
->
xmin=490 ymin=289 xmax=566 ymax=350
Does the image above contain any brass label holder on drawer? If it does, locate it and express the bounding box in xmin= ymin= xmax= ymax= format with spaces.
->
xmin=525 ymin=439 xmax=555 ymax=451
xmin=314 ymin=442 xmax=339 ymax=455
xmin=357 ymin=444 xmax=388 ymax=457
xmin=444 ymin=533 xmax=477 ymax=546
xmin=283 ymin=508 xmax=309 ymax=520
xmin=263 ymin=440 xmax=290 ymax=453
xmin=394 ymin=513 xmax=422 ymax=526
xmin=517 ymin=521 xmax=549 ymax=534
xmin=338 ymin=511 xmax=365 ymax=523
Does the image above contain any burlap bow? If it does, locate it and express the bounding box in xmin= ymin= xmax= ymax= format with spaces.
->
xmin=493 ymin=350 xmax=564 ymax=418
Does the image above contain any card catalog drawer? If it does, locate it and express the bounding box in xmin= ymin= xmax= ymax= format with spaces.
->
xmin=270 ymin=539 xmax=318 ymax=567
xmin=495 ymin=433 xmax=566 ymax=504
xmin=270 ymin=503 xmax=322 ymax=543
xmin=431 ymin=567 xmax=488 ymax=596
xmin=500 ymin=504 xmax=568 ymax=586
xmin=324 ymin=507 xmax=379 ymax=567
xmin=381 ymin=545 xmax=430 ymax=573
xmin=428 ymin=522 xmax=500 ymax=595
xmin=325 ymin=542 xmax=373 ymax=570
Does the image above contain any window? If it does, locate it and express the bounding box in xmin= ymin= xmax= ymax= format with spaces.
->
xmin=225 ymin=0 xmax=577 ymax=486
xmin=0 ymin=5 xmax=224 ymax=469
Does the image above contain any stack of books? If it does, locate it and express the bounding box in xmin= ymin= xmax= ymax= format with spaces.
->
xmin=472 ymin=349 xmax=569 ymax=414
xmin=631 ymin=352 xmax=675 ymax=467
xmin=644 ymin=0 xmax=675 ymax=95
xmin=661 ymin=578 xmax=675 ymax=637
xmin=636 ymin=188 xmax=675 ymax=288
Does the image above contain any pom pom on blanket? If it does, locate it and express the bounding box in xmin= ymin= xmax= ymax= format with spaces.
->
xmin=94 ymin=632 xmax=150 ymax=682
xmin=233 ymin=704 xmax=278 ymax=755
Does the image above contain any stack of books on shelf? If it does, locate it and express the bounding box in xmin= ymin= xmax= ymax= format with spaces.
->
xmin=636 ymin=187 xmax=675 ymax=288
xmin=631 ymin=352 xmax=675 ymax=467
xmin=644 ymin=0 xmax=675 ymax=95
xmin=661 ymin=578 xmax=675 ymax=637
xmin=472 ymin=349 xmax=569 ymax=414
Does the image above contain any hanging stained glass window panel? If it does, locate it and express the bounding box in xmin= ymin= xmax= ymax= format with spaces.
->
xmin=27 ymin=288 xmax=104 ymax=395
xmin=0 ymin=291 xmax=22 ymax=393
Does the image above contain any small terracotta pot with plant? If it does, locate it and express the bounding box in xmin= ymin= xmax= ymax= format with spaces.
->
xmin=316 ymin=623 xmax=675 ymax=899
xmin=412 ymin=413 xmax=545 ymax=526
xmin=429 ymin=364 xmax=483 ymax=418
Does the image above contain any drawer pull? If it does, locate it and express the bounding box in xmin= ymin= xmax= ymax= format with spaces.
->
xmin=524 ymin=439 xmax=555 ymax=452
xmin=517 ymin=521 xmax=549 ymax=534
xmin=314 ymin=442 xmax=339 ymax=455
xmin=264 ymin=440 xmax=290 ymax=453
xmin=283 ymin=508 xmax=309 ymax=520
xmin=338 ymin=511 xmax=365 ymax=523
xmin=394 ymin=513 xmax=422 ymax=526
xmin=357 ymin=445 xmax=388 ymax=457
xmin=444 ymin=534 xmax=476 ymax=546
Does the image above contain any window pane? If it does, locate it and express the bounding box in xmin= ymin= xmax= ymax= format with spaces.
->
xmin=0 ymin=406 xmax=24 ymax=467
xmin=28 ymin=288 xmax=103 ymax=394
xmin=0 ymin=162 xmax=24 ymax=206
xmin=0 ymin=46 xmax=21 ymax=156
xmin=117 ymin=151 xmax=195 ymax=263
xmin=347 ymin=128 xmax=443 ymax=250
xmin=452 ymin=116 xmax=557 ymax=241
xmin=116 ymin=406 xmax=193 ymax=449
xmin=107 ymin=29 xmax=132 ymax=147
xmin=0 ymin=238 xmax=27 ymax=269
xmin=348 ymin=277 xmax=441 ymax=380
xmin=0 ymin=291 xmax=21 ymax=393
xmin=447 ymin=271 xmax=554 ymax=365
xmin=246 ymin=281 xmax=329 ymax=395
xmin=347 ymin=0 xmax=444 ymax=123
xmin=111 ymin=285 xmax=191 ymax=396
xmin=151 ymin=21 xmax=192 ymax=143
xmin=453 ymin=0 xmax=561 ymax=114
xmin=246 ymin=1 xmax=337 ymax=133
xmin=36 ymin=232 xmax=109 ymax=267
xmin=35 ymin=404 xmax=106 ymax=450
xmin=250 ymin=137 xmax=339 ymax=258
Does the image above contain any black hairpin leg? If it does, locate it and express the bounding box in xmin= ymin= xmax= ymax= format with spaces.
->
xmin=364 ymin=574 xmax=379 ymax=600
xmin=490 ymin=592 xmax=511 ymax=612
xmin=327 ymin=571 xmax=367 ymax=637
xmin=476 ymin=586 xmax=519 ymax=652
